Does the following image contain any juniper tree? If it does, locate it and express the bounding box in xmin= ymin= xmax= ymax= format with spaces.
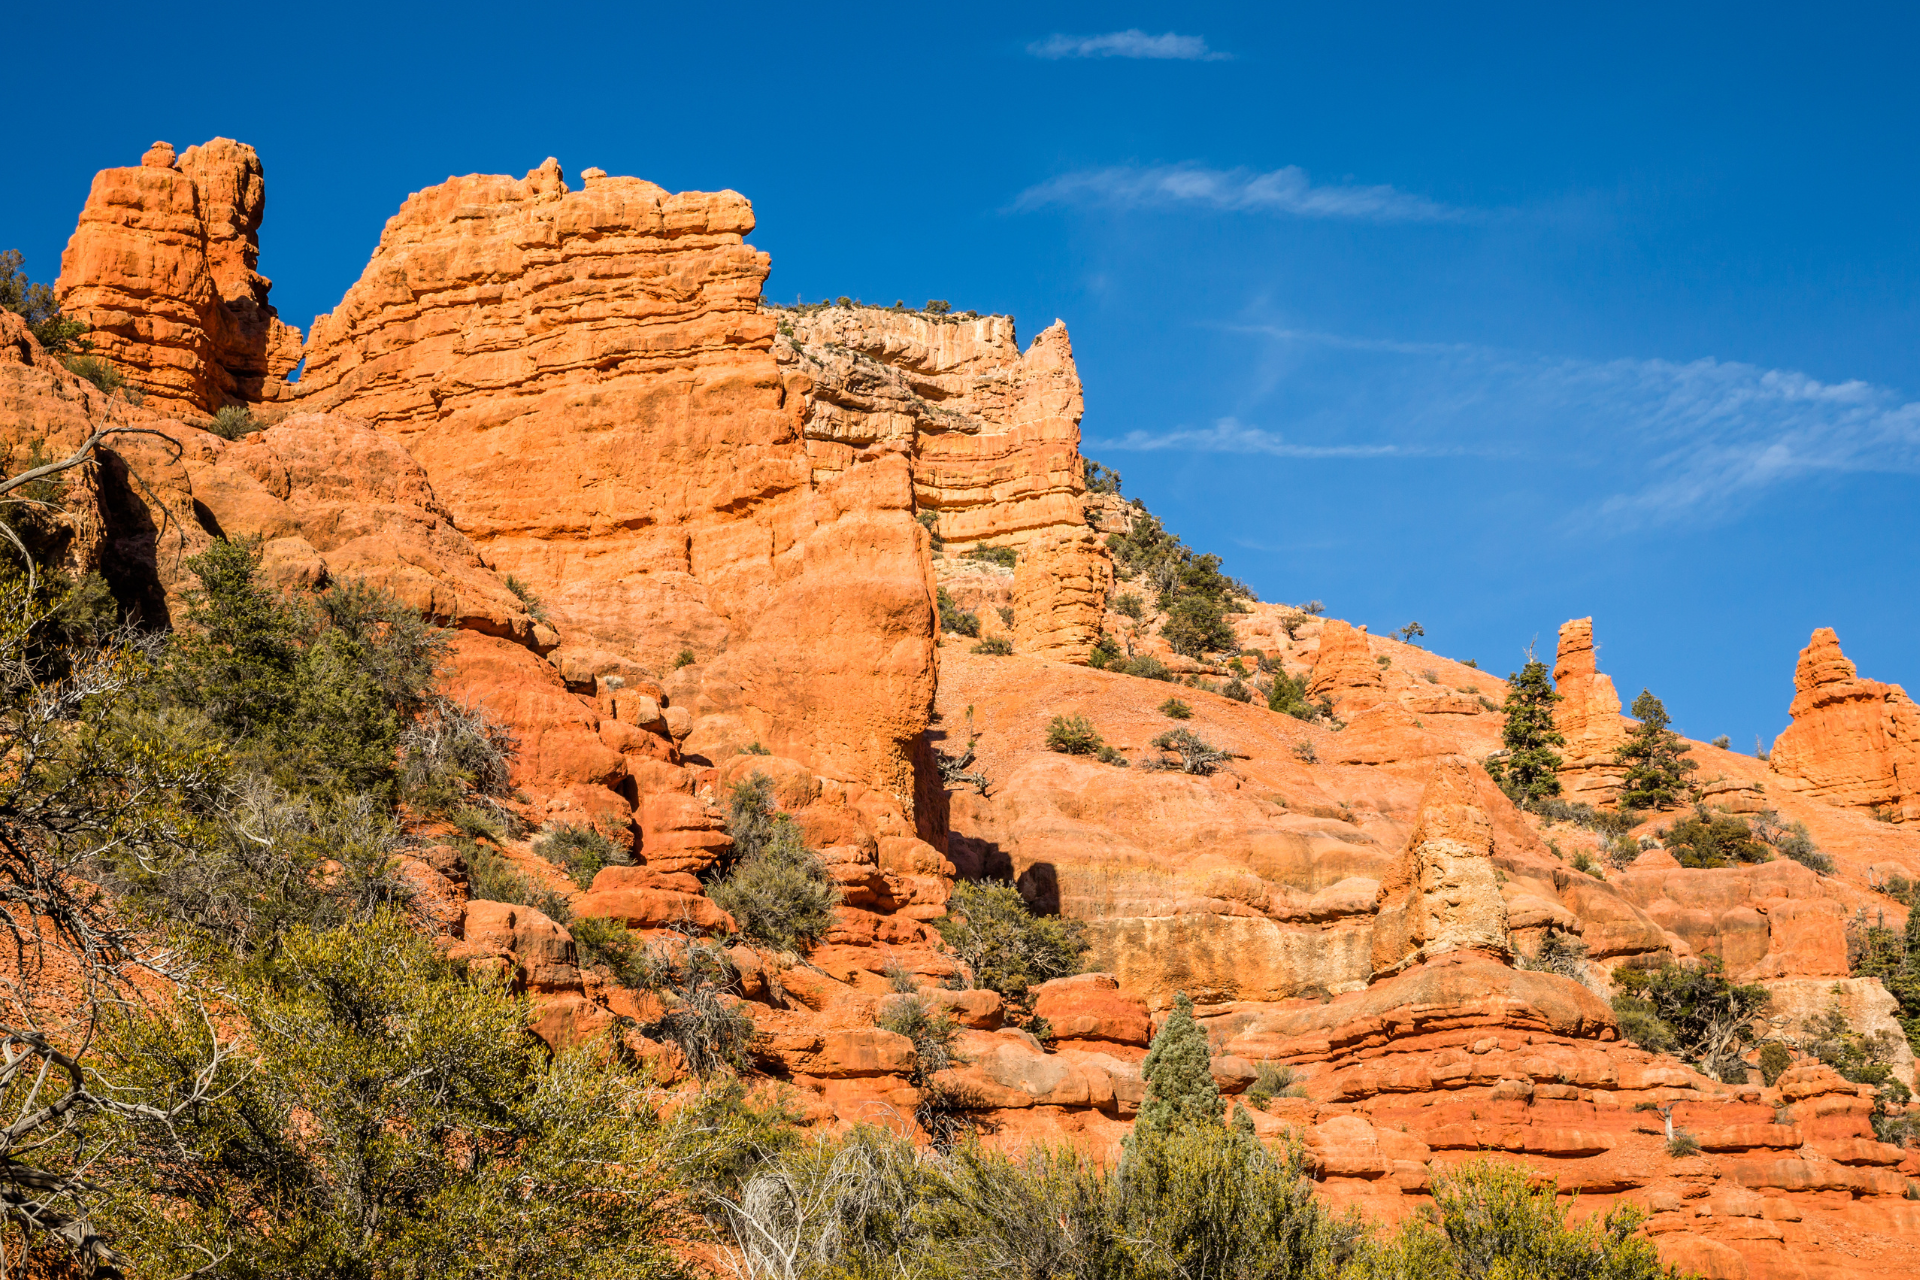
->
xmin=1134 ymin=992 xmax=1221 ymax=1139
xmin=1616 ymin=689 xmax=1696 ymax=810
xmin=1489 ymin=656 xmax=1564 ymax=803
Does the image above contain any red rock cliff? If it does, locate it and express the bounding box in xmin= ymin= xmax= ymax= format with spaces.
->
xmin=1770 ymin=628 xmax=1920 ymax=823
xmin=293 ymin=161 xmax=936 ymax=809
xmin=1553 ymin=616 xmax=1630 ymax=805
xmin=55 ymin=139 xmax=302 ymax=419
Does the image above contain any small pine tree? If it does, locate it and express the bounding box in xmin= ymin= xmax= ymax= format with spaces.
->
xmin=1490 ymin=657 xmax=1565 ymax=803
xmin=1134 ymin=992 xmax=1221 ymax=1139
xmin=1616 ymin=689 xmax=1697 ymax=810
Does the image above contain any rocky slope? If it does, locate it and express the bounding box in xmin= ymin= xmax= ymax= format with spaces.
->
xmin=22 ymin=138 xmax=1920 ymax=1280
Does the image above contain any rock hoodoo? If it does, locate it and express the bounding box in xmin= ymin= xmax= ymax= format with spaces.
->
xmin=1770 ymin=628 xmax=1920 ymax=823
xmin=1305 ymin=618 xmax=1388 ymax=713
xmin=1370 ymin=757 xmax=1511 ymax=976
xmin=1552 ymin=616 xmax=1629 ymax=805
xmin=56 ymin=139 xmax=303 ymax=419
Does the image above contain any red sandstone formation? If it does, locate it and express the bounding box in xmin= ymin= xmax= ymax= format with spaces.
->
xmin=1771 ymin=628 xmax=1920 ymax=823
xmin=56 ymin=139 xmax=302 ymax=419
xmin=1553 ymin=616 xmax=1631 ymax=805
xmin=1305 ymin=618 xmax=1389 ymax=714
xmin=776 ymin=305 xmax=1108 ymax=661
xmin=23 ymin=141 xmax=1920 ymax=1280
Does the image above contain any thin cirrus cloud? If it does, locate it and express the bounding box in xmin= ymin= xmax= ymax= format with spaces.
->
xmin=1027 ymin=30 xmax=1229 ymax=61
xmin=1086 ymin=417 xmax=1466 ymax=459
xmin=1098 ymin=326 xmax=1920 ymax=531
xmin=1013 ymin=163 xmax=1463 ymax=223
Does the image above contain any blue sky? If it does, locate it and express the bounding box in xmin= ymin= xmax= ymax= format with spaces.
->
xmin=8 ymin=2 xmax=1917 ymax=750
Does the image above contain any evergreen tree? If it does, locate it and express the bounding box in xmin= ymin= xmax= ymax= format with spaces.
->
xmin=1615 ymin=689 xmax=1696 ymax=810
xmin=1489 ymin=657 xmax=1564 ymax=803
xmin=1134 ymin=992 xmax=1221 ymax=1138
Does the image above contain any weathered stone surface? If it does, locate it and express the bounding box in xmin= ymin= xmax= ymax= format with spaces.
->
xmin=1371 ymin=758 xmax=1511 ymax=975
xmin=1553 ymin=617 xmax=1630 ymax=805
xmin=1770 ymin=628 xmax=1920 ymax=823
xmin=1306 ymin=619 xmax=1388 ymax=713
xmin=56 ymin=138 xmax=301 ymax=418
xmin=295 ymin=162 xmax=935 ymax=809
xmin=776 ymin=306 xmax=1103 ymax=661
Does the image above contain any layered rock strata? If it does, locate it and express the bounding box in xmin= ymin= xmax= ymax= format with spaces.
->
xmin=1553 ymin=616 xmax=1630 ymax=805
xmin=1305 ymin=618 xmax=1388 ymax=714
xmin=56 ymin=139 xmax=302 ymax=419
xmin=1370 ymin=759 xmax=1511 ymax=976
xmin=1770 ymin=628 xmax=1920 ymax=823
xmin=775 ymin=305 xmax=1105 ymax=660
xmin=292 ymin=162 xmax=936 ymax=810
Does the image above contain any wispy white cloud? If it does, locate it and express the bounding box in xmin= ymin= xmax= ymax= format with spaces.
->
xmin=1013 ymin=164 xmax=1461 ymax=223
xmin=1028 ymin=30 xmax=1228 ymax=61
xmin=1088 ymin=416 xmax=1473 ymax=458
xmin=1222 ymin=326 xmax=1920 ymax=529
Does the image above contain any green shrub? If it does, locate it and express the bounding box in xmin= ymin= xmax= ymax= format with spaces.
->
xmin=534 ymin=821 xmax=631 ymax=889
xmin=674 ymin=647 xmax=696 ymax=668
xmin=1667 ymin=1131 xmax=1702 ymax=1157
xmin=399 ymin=696 xmax=516 ymax=812
xmin=1267 ymin=668 xmax=1329 ymax=722
xmin=937 ymin=587 xmax=980 ymax=638
xmin=95 ymin=915 xmax=691 ymax=1279
xmin=935 ymin=880 xmax=1088 ymax=1003
xmin=1665 ymin=806 xmax=1770 ymax=868
xmin=1087 ymin=634 xmax=1122 ymax=668
xmin=1292 ymin=740 xmax=1318 ymax=763
xmin=1759 ymin=1041 xmax=1793 ymax=1086
xmin=1084 ymin=458 xmax=1123 ymax=494
xmin=966 ymin=545 xmax=1017 ymax=570
xmin=1159 ymin=697 xmax=1192 ymax=719
xmin=62 ymin=354 xmax=125 ymax=395
xmin=1528 ymin=796 xmax=1638 ymax=837
xmin=1149 ymin=728 xmax=1229 ymax=776
xmin=1096 ymin=744 xmax=1129 ymax=768
xmin=917 ymin=508 xmax=944 ymax=548
xmin=0 ymin=249 xmax=89 ymax=352
xmin=464 ymin=842 xmax=574 ymax=923
xmin=1222 ymin=677 xmax=1253 ymax=703
xmin=1118 ymin=653 xmax=1174 ymax=681
xmin=1245 ymin=1061 xmax=1307 ymax=1109
xmin=997 ymin=605 xmax=1014 ymax=627
xmin=710 ymin=773 xmax=838 ymax=952
xmin=1114 ymin=591 xmax=1145 ymax=620
xmin=878 ymin=993 xmax=962 ymax=1084
xmin=1570 ymin=849 xmax=1601 ymax=878
xmin=1356 ymin=1161 xmax=1670 ymax=1280
xmin=1046 ymin=714 xmax=1104 ymax=755
xmin=1611 ymin=957 xmax=1769 ymax=1077
xmin=972 ymin=636 xmax=1013 ymax=655
xmin=1161 ymin=595 xmax=1237 ymax=658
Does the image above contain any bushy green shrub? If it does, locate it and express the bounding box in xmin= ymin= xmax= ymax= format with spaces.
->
xmin=96 ymin=914 xmax=693 ymax=1278
xmin=674 ymin=647 xmax=696 ymax=668
xmin=0 ymin=249 xmax=89 ymax=352
xmin=1084 ymin=458 xmax=1123 ymax=494
xmin=1087 ymin=634 xmax=1122 ymax=668
xmin=1667 ymin=1131 xmax=1702 ymax=1157
xmin=464 ymin=841 xmax=575 ymax=923
xmin=935 ymin=880 xmax=1088 ymax=1003
xmin=972 ymin=636 xmax=1013 ymax=655
xmin=1759 ymin=1041 xmax=1793 ymax=1086
xmin=1119 ymin=653 xmax=1175 ymax=681
xmin=1114 ymin=591 xmax=1145 ymax=620
xmin=1245 ymin=1061 xmax=1307 ymax=1108
xmin=1159 ymin=697 xmax=1192 ymax=719
xmin=966 ymin=545 xmax=1017 ymax=570
xmin=1517 ymin=929 xmax=1588 ymax=981
xmin=1222 ymin=677 xmax=1253 ymax=703
xmin=710 ymin=773 xmax=838 ymax=952
xmin=1354 ymin=1161 xmax=1671 ymax=1280
xmin=1046 ymin=714 xmax=1104 ymax=755
xmin=1664 ymin=807 xmax=1770 ymax=868
xmin=534 ymin=821 xmax=631 ymax=889
xmin=1149 ymin=728 xmax=1229 ymax=776
xmin=61 ymin=354 xmax=124 ymax=395
xmin=1267 ymin=668 xmax=1330 ymax=722
xmin=1162 ymin=595 xmax=1237 ymax=658
xmin=1096 ymin=744 xmax=1130 ymax=768
xmin=937 ymin=587 xmax=980 ymax=638
xmin=878 ymin=993 xmax=962 ymax=1084
xmin=1611 ymin=957 xmax=1769 ymax=1078
xmin=209 ymin=404 xmax=261 ymax=439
